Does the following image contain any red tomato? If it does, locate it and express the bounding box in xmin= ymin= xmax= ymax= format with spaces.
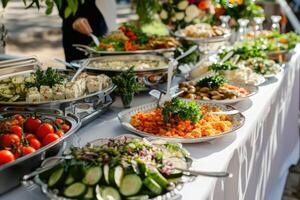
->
xmin=24 ymin=117 xmax=42 ymax=133
xmin=42 ymin=133 xmax=59 ymax=146
xmin=36 ymin=123 xmax=54 ymax=140
xmin=61 ymin=124 xmax=70 ymax=132
xmin=55 ymin=130 xmax=64 ymax=138
xmin=25 ymin=133 xmax=36 ymax=140
xmin=11 ymin=119 xmax=20 ymax=126
xmin=21 ymin=146 xmax=36 ymax=156
xmin=28 ymin=138 xmax=41 ymax=150
xmin=2 ymin=134 xmax=20 ymax=147
xmin=13 ymin=114 xmax=24 ymax=123
xmin=10 ymin=125 xmax=23 ymax=139
xmin=54 ymin=118 xmax=64 ymax=125
xmin=0 ymin=150 xmax=15 ymax=165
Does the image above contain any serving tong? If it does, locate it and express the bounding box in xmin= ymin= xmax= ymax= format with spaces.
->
xmin=149 ymin=45 xmax=198 ymax=106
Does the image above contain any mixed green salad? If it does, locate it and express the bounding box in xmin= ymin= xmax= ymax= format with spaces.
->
xmin=38 ymin=137 xmax=190 ymax=200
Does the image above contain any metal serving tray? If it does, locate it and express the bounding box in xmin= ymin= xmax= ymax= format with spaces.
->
xmin=73 ymin=54 xmax=172 ymax=88
xmin=23 ymin=134 xmax=195 ymax=200
xmin=0 ymin=109 xmax=81 ymax=194
xmin=0 ymin=63 xmax=116 ymax=125
xmin=73 ymin=44 xmax=176 ymax=57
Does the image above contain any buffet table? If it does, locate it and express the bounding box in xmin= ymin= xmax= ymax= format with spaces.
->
xmin=1 ymin=46 xmax=300 ymax=200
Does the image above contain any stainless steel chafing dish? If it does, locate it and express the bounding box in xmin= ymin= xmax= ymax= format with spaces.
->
xmin=72 ymin=54 xmax=173 ymax=88
xmin=0 ymin=108 xmax=81 ymax=194
xmin=0 ymin=58 xmax=116 ymax=126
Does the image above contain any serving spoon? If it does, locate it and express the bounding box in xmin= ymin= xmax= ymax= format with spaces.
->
xmin=90 ymin=33 xmax=100 ymax=47
xmin=53 ymin=58 xmax=86 ymax=82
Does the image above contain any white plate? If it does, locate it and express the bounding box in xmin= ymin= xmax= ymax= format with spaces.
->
xmin=118 ymin=102 xmax=245 ymax=143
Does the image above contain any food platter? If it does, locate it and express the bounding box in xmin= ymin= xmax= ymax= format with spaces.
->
xmin=23 ymin=135 xmax=195 ymax=200
xmin=177 ymin=75 xmax=259 ymax=105
xmin=80 ymin=54 xmax=170 ymax=72
xmin=73 ymin=54 xmax=173 ymax=88
xmin=74 ymin=44 xmax=176 ymax=56
xmin=0 ymin=70 xmax=115 ymax=106
xmin=174 ymin=31 xmax=231 ymax=43
xmin=0 ymin=109 xmax=81 ymax=194
xmin=118 ymin=102 xmax=245 ymax=143
xmin=266 ymin=49 xmax=294 ymax=63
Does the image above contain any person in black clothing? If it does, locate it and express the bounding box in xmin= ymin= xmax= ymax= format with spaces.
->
xmin=58 ymin=1 xmax=108 ymax=62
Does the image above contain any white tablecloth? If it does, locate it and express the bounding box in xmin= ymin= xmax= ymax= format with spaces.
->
xmin=2 ymin=47 xmax=300 ymax=200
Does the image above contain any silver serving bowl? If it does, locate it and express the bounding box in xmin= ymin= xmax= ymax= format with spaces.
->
xmin=0 ymin=109 xmax=81 ymax=194
xmin=173 ymin=31 xmax=231 ymax=53
xmin=266 ymin=49 xmax=294 ymax=63
xmin=24 ymin=134 xmax=195 ymax=200
xmin=118 ymin=102 xmax=245 ymax=143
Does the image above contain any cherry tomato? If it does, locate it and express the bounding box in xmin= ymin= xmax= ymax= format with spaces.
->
xmin=61 ymin=124 xmax=70 ymax=132
xmin=25 ymin=133 xmax=36 ymax=140
xmin=24 ymin=117 xmax=42 ymax=133
xmin=0 ymin=150 xmax=15 ymax=165
xmin=21 ymin=146 xmax=36 ymax=156
xmin=28 ymin=138 xmax=41 ymax=150
xmin=54 ymin=118 xmax=64 ymax=125
xmin=11 ymin=119 xmax=20 ymax=126
xmin=2 ymin=134 xmax=20 ymax=147
xmin=13 ymin=114 xmax=24 ymax=123
xmin=36 ymin=123 xmax=54 ymax=140
xmin=42 ymin=133 xmax=59 ymax=146
xmin=55 ymin=130 xmax=64 ymax=138
xmin=10 ymin=125 xmax=23 ymax=139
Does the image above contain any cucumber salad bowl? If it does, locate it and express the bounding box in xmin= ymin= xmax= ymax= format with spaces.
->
xmin=23 ymin=135 xmax=195 ymax=200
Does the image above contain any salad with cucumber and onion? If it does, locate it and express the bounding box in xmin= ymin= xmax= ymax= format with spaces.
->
xmin=38 ymin=137 xmax=191 ymax=200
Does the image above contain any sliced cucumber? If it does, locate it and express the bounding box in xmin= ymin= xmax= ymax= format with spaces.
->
xmin=127 ymin=195 xmax=149 ymax=200
xmin=109 ymin=165 xmax=124 ymax=187
xmin=137 ymin=160 xmax=148 ymax=176
xmin=83 ymin=166 xmax=102 ymax=186
xmin=167 ymin=157 xmax=187 ymax=169
xmin=143 ymin=177 xmax=162 ymax=195
xmin=96 ymin=185 xmax=104 ymax=200
xmin=70 ymin=164 xmax=85 ymax=180
xmin=84 ymin=187 xmax=94 ymax=200
xmin=64 ymin=173 xmax=75 ymax=185
xmin=103 ymin=164 xmax=110 ymax=185
xmin=102 ymin=187 xmax=121 ymax=200
xmin=63 ymin=182 xmax=87 ymax=199
xmin=48 ymin=167 xmax=65 ymax=188
xmin=149 ymin=170 xmax=168 ymax=189
xmin=120 ymin=174 xmax=143 ymax=196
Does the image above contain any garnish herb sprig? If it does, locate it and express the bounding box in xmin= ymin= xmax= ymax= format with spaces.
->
xmin=25 ymin=67 xmax=64 ymax=89
xmin=197 ymin=75 xmax=227 ymax=90
xmin=208 ymin=63 xmax=238 ymax=72
xmin=162 ymin=98 xmax=202 ymax=123
xmin=112 ymin=67 xmax=140 ymax=94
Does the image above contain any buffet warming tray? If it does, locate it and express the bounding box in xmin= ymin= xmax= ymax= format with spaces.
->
xmin=0 ymin=109 xmax=81 ymax=194
xmin=73 ymin=54 xmax=173 ymax=88
xmin=0 ymin=58 xmax=116 ymax=126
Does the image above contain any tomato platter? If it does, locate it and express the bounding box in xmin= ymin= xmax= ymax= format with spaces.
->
xmin=0 ymin=109 xmax=81 ymax=194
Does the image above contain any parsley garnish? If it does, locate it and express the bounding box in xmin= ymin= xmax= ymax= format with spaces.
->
xmin=162 ymin=98 xmax=202 ymax=123
xmin=208 ymin=63 xmax=238 ymax=72
xmin=197 ymin=75 xmax=227 ymax=90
